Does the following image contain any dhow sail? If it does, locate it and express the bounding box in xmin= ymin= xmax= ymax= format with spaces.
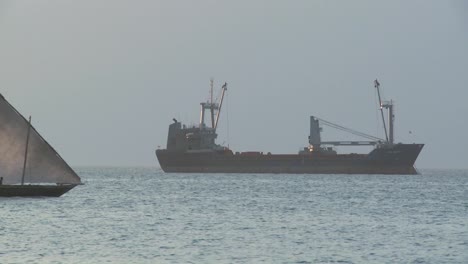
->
xmin=0 ymin=94 xmax=81 ymax=185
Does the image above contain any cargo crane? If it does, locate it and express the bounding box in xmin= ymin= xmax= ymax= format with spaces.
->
xmin=374 ymin=79 xmax=394 ymax=144
xmin=199 ymin=79 xmax=227 ymax=131
xmin=308 ymin=79 xmax=395 ymax=152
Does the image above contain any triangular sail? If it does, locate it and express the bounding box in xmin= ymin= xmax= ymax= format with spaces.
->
xmin=0 ymin=94 xmax=81 ymax=185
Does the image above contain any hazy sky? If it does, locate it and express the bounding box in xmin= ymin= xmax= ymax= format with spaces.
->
xmin=0 ymin=1 xmax=467 ymax=168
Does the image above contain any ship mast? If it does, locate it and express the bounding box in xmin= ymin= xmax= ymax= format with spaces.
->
xmin=199 ymin=80 xmax=228 ymax=131
xmin=21 ymin=116 xmax=32 ymax=185
xmin=374 ymin=79 xmax=394 ymax=144
xmin=210 ymin=78 xmax=215 ymax=129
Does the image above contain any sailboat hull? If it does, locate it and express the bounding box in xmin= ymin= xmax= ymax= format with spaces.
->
xmin=0 ymin=184 xmax=77 ymax=197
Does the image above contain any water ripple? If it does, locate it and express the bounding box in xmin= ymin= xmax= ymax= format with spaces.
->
xmin=0 ymin=168 xmax=467 ymax=263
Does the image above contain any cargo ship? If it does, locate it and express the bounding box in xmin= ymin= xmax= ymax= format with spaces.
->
xmin=156 ymin=80 xmax=424 ymax=174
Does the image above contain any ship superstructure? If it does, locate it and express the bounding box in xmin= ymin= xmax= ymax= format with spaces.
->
xmin=165 ymin=80 xmax=227 ymax=153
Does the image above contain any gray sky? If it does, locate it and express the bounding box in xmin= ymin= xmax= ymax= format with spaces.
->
xmin=0 ymin=1 xmax=467 ymax=168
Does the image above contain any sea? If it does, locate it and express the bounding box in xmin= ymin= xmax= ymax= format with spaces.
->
xmin=0 ymin=168 xmax=467 ymax=264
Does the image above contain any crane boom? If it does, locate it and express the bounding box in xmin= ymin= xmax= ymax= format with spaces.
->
xmin=374 ymin=79 xmax=389 ymax=142
xmin=314 ymin=117 xmax=384 ymax=142
xmin=214 ymin=82 xmax=227 ymax=130
xmin=374 ymin=79 xmax=395 ymax=144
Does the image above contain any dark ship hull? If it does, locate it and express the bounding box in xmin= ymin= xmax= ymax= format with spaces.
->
xmin=0 ymin=184 xmax=77 ymax=197
xmin=156 ymin=143 xmax=424 ymax=175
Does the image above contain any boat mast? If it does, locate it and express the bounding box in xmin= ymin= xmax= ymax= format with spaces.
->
xmin=200 ymin=79 xmax=216 ymax=130
xmin=200 ymin=80 xmax=227 ymax=131
xmin=21 ymin=116 xmax=32 ymax=185
xmin=384 ymin=100 xmax=394 ymax=144
xmin=210 ymin=78 xmax=215 ymax=129
xmin=374 ymin=79 xmax=389 ymax=143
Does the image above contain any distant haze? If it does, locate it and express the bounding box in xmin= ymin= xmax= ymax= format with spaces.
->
xmin=1 ymin=1 xmax=467 ymax=169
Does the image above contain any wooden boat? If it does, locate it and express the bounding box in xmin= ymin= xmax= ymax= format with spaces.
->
xmin=0 ymin=94 xmax=81 ymax=197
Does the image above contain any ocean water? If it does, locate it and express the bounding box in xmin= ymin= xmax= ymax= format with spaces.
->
xmin=0 ymin=168 xmax=467 ymax=264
